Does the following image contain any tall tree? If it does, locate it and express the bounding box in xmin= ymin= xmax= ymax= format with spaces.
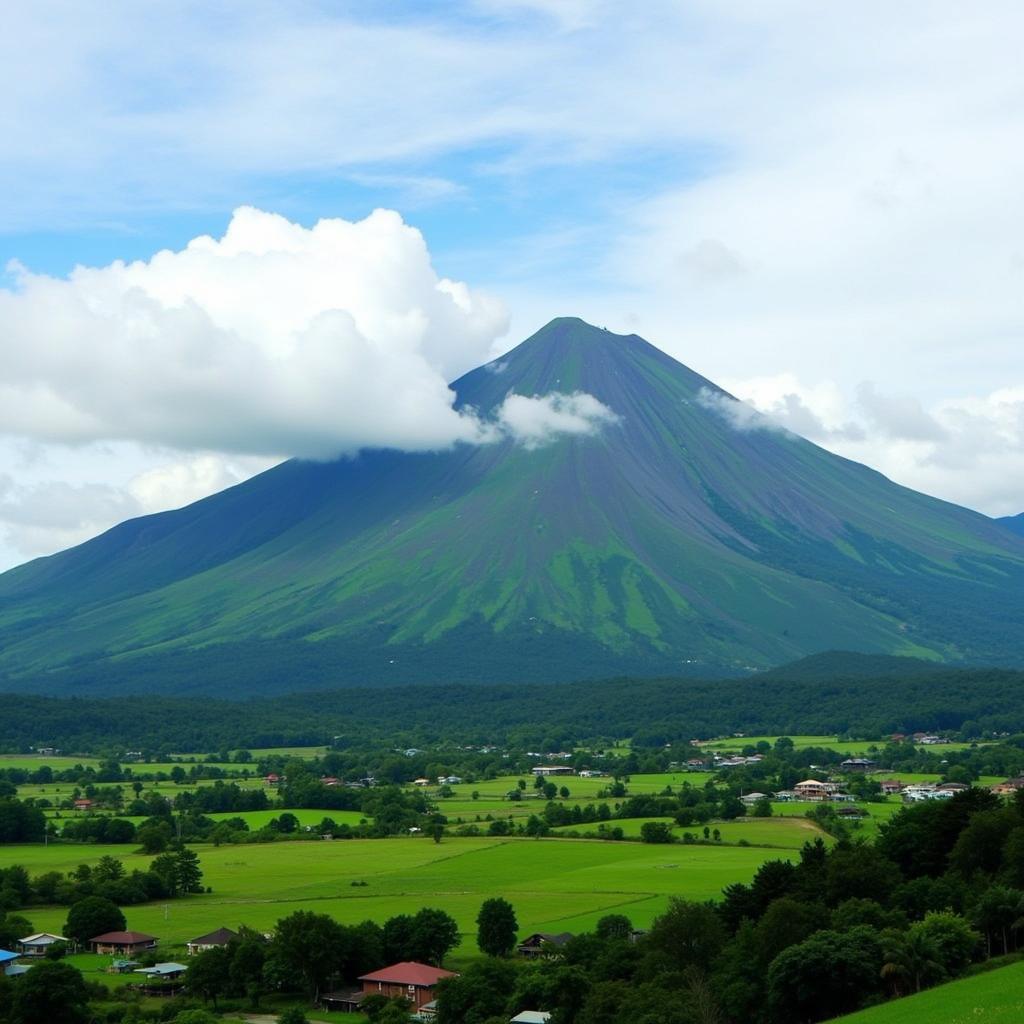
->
xmin=476 ymin=898 xmax=519 ymax=957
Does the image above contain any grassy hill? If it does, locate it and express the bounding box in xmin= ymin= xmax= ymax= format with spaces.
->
xmin=2 ymin=317 xmax=1024 ymax=694
xmin=830 ymin=960 xmax=1024 ymax=1023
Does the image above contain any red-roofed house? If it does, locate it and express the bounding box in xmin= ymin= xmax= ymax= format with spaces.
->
xmin=358 ymin=961 xmax=457 ymax=1009
xmin=89 ymin=931 xmax=158 ymax=956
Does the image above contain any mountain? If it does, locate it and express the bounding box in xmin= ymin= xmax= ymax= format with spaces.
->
xmin=998 ymin=513 xmax=1024 ymax=536
xmin=2 ymin=316 xmax=1024 ymax=696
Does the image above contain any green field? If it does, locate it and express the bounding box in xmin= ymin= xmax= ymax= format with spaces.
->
xmin=0 ymin=836 xmax=789 ymax=962
xmin=831 ymin=960 xmax=1024 ymax=1022
xmin=551 ymin=815 xmax=828 ymax=848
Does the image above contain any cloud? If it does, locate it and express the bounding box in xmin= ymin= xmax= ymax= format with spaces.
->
xmin=696 ymin=388 xmax=783 ymax=434
xmin=0 ymin=207 xmax=518 ymax=458
xmin=495 ymin=391 xmax=619 ymax=448
xmin=720 ymin=374 xmax=1024 ymax=517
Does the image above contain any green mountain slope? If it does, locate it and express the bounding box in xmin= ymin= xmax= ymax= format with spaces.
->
xmin=1 ymin=317 xmax=1023 ymax=694
xmin=998 ymin=512 xmax=1024 ymax=536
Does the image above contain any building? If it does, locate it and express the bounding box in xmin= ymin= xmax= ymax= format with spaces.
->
xmin=839 ymin=758 xmax=877 ymax=772
xmin=990 ymin=777 xmax=1024 ymax=796
xmin=531 ymin=766 xmax=574 ymax=777
xmin=357 ymin=961 xmax=457 ymax=1010
xmin=89 ymin=931 xmax=158 ymax=956
xmin=511 ymin=1013 xmax=552 ymax=1023
xmin=17 ymin=932 xmax=68 ymax=956
xmin=186 ymin=927 xmax=239 ymax=956
xmin=264 ymin=773 xmax=281 ymax=786
xmin=134 ymin=962 xmax=187 ymax=980
xmin=516 ymin=933 xmax=574 ymax=958
xmin=739 ymin=792 xmax=768 ymax=805
xmin=793 ymin=780 xmax=838 ymax=801
xmin=0 ymin=951 xmax=18 ymax=976
xmin=879 ymin=779 xmax=904 ymax=795
xmin=73 ymin=799 xmax=94 ymax=811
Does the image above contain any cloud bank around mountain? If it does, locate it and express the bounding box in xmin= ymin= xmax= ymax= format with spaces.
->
xmin=0 ymin=207 xmax=616 ymax=460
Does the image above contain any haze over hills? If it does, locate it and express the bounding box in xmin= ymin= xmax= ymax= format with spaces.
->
xmin=1 ymin=317 xmax=1023 ymax=696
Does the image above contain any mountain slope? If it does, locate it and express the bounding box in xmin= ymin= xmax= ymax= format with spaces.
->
xmin=998 ymin=512 xmax=1024 ymax=536
xmin=2 ymin=317 xmax=1023 ymax=695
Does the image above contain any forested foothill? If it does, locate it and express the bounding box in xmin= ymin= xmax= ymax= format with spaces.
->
xmin=1 ymin=654 xmax=1024 ymax=754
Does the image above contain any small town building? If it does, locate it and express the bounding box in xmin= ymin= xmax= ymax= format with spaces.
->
xmin=17 ymin=932 xmax=68 ymax=956
xmin=531 ymin=766 xmax=574 ymax=777
xmin=412 ymin=778 xmax=431 ymax=786
xmin=739 ymin=792 xmax=768 ymax=805
xmin=879 ymin=779 xmax=904 ymax=795
xmin=511 ymin=1013 xmax=553 ymax=1023
xmin=186 ymin=927 xmax=239 ymax=956
xmin=264 ymin=773 xmax=281 ymax=786
xmin=839 ymin=758 xmax=876 ymax=772
xmin=73 ymin=799 xmax=94 ymax=811
xmin=107 ymin=960 xmax=141 ymax=974
xmin=357 ymin=961 xmax=457 ymax=1010
xmin=991 ymin=777 xmax=1024 ymax=796
xmin=89 ymin=931 xmax=158 ymax=956
xmin=0 ymin=951 xmax=18 ymax=976
xmin=793 ymin=780 xmax=837 ymax=801
xmin=517 ymin=933 xmax=574 ymax=958
xmin=134 ymin=962 xmax=187 ymax=979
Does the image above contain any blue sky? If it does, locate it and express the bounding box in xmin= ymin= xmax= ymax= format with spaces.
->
xmin=1 ymin=1 xmax=1023 ymax=568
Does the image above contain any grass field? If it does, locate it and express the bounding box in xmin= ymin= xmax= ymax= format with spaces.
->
xmin=831 ymin=960 xmax=1024 ymax=1022
xmin=550 ymin=815 xmax=829 ymax=848
xmin=0 ymin=835 xmax=790 ymax=962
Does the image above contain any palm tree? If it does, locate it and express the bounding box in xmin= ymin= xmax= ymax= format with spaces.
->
xmin=880 ymin=929 xmax=944 ymax=995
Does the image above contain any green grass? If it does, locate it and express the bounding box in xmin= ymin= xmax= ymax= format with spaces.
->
xmin=550 ymin=815 xmax=829 ymax=848
xmin=1 ymin=835 xmax=789 ymax=961
xmin=831 ymin=960 xmax=1024 ymax=1022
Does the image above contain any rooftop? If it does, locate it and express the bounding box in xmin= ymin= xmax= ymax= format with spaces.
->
xmin=359 ymin=961 xmax=457 ymax=987
xmin=91 ymin=931 xmax=157 ymax=944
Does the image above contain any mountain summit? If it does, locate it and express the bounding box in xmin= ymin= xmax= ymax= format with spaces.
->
xmin=2 ymin=317 xmax=1023 ymax=695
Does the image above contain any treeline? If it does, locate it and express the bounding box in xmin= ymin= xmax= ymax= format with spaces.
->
xmin=1 ymin=655 xmax=1024 ymax=753
xmin=1 ymin=847 xmax=203 ymax=910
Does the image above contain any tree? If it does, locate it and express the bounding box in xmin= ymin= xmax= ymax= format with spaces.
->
xmin=879 ymin=927 xmax=943 ymax=996
xmin=477 ymin=897 xmax=518 ymax=957
xmin=277 ymin=1008 xmax=310 ymax=1024
xmin=436 ymin=959 xmax=518 ymax=1024
xmin=647 ymin=898 xmax=726 ymax=972
xmin=767 ymin=927 xmax=882 ymax=1022
xmin=912 ymin=911 xmax=979 ymax=975
xmin=410 ymin=908 xmax=460 ymax=966
xmin=971 ymin=886 xmax=1024 ymax=956
xmin=640 ymin=821 xmax=674 ymax=844
xmin=595 ymin=914 xmax=632 ymax=941
xmin=64 ymin=895 xmax=125 ymax=946
xmin=137 ymin=819 xmax=173 ymax=854
xmin=266 ymin=910 xmax=349 ymax=1001
xmin=187 ymin=946 xmax=231 ymax=1006
xmin=9 ymin=960 xmax=90 ymax=1024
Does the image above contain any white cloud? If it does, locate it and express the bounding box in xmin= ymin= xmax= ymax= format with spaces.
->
xmin=0 ymin=207 xmax=515 ymax=458
xmin=720 ymin=375 xmax=1024 ymax=517
xmin=495 ymin=390 xmax=619 ymax=448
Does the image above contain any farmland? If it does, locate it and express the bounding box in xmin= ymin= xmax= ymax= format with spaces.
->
xmin=0 ymin=835 xmax=789 ymax=962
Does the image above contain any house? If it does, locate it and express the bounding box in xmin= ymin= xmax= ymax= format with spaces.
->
xmin=511 ymin=1013 xmax=552 ymax=1023
xmin=73 ymin=799 xmax=94 ymax=811
xmin=437 ymin=775 xmax=463 ymax=785
xmin=739 ymin=792 xmax=768 ymax=805
xmin=793 ymin=780 xmax=838 ymax=801
xmin=578 ymin=770 xmax=607 ymax=778
xmin=516 ymin=933 xmax=574 ymax=958
xmin=357 ymin=961 xmax=457 ymax=1010
xmin=879 ymin=779 xmax=904 ymax=795
xmin=321 ymin=776 xmax=340 ymax=787
xmin=320 ymin=989 xmax=365 ymax=1013
xmin=937 ymin=782 xmax=969 ymax=793
xmin=107 ymin=960 xmax=140 ymax=974
xmin=839 ymin=758 xmax=876 ymax=772
xmin=134 ymin=962 xmax=187 ymax=979
xmin=531 ymin=766 xmax=574 ymax=777
xmin=186 ymin=927 xmax=239 ymax=955
xmin=990 ymin=777 xmax=1024 ymax=796
xmin=264 ymin=773 xmax=281 ymax=786
xmin=36 ymin=747 xmax=61 ymax=757
xmin=774 ymin=789 xmax=799 ymax=802
xmin=89 ymin=931 xmax=158 ymax=955
xmin=412 ymin=778 xmax=431 ymax=786
xmin=17 ymin=932 xmax=68 ymax=956
xmin=0 ymin=951 xmax=18 ymax=976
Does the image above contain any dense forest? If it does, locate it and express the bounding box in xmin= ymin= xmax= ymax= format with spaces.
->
xmin=1 ymin=655 xmax=1023 ymax=754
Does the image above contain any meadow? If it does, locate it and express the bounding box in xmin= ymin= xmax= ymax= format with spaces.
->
xmin=551 ymin=815 xmax=829 ymax=848
xmin=0 ymin=835 xmax=790 ymax=963
xmin=831 ymin=960 xmax=1024 ymax=1023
